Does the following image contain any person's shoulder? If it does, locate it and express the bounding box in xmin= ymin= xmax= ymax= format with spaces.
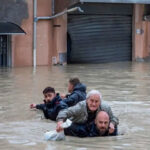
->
xmin=74 ymin=83 xmax=86 ymax=92
xmin=69 ymin=100 xmax=86 ymax=109
xmin=78 ymin=100 xmax=86 ymax=105
xmin=100 ymin=101 xmax=111 ymax=109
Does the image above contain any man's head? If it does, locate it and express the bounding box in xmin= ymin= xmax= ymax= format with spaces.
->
xmin=86 ymin=90 xmax=102 ymax=112
xmin=68 ymin=78 xmax=80 ymax=93
xmin=43 ymin=87 xmax=56 ymax=102
xmin=95 ymin=111 xmax=110 ymax=135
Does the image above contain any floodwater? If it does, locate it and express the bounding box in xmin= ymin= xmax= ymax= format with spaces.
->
xmin=0 ymin=62 xmax=150 ymax=150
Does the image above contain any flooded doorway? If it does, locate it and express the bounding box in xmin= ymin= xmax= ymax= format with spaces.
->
xmin=0 ymin=35 xmax=11 ymax=67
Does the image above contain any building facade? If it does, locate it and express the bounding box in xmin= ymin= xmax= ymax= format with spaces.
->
xmin=55 ymin=0 xmax=150 ymax=63
xmin=0 ymin=0 xmax=54 ymax=67
xmin=0 ymin=0 xmax=150 ymax=67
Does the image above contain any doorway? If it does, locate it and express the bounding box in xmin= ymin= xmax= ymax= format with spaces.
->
xmin=0 ymin=35 xmax=11 ymax=67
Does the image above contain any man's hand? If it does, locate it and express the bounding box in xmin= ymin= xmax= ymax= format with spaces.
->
xmin=30 ymin=104 xmax=36 ymax=109
xmin=109 ymin=122 xmax=115 ymax=134
xmin=61 ymin=94 xmax=66 ymax=99
xmin=56 ymin=121 xmax=64 ymax=132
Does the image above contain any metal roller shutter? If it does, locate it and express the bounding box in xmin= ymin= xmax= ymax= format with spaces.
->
xmin=68 ymin=14 xmax=132 ymax=63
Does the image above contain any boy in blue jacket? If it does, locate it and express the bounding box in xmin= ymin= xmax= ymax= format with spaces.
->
xmin=61 ymin=78 xmax=86 ymax=107
xmin=30 ymin=87 xmax=68 ymax=121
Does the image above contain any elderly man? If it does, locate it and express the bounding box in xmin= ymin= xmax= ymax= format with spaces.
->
xmin=56 ymin=90 xmax=119 ymax=134
xmin=64 ymin=111 xmax=117 ymax=137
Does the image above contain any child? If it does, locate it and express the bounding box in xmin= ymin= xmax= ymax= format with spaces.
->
xmin=61 ymin=78 xmax=86 ymax=107
xmin=30 ymin=87 xmax=68 ymax=121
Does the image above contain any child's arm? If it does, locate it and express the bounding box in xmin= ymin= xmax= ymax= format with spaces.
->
xmin=35 ymin=104 xmax=46 ymax=110
xmin=63 ymin=93 xmax=79 ymax=107
xmin=30 ymin=103 xmax=46 ymax=110
xmin=60 ymin=94 xmax=66 ymax=99
xmin=30 ymin=104 xmax=36 ymax=109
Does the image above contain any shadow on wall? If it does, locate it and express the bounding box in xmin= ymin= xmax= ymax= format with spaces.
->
xmin=0 ymin=0 xmax=28 ymax=25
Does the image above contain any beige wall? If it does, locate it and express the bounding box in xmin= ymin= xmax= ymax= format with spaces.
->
xmin=53 ymin=14 xmax=67 ymax=64
xmin=55 ymin=0 xmax=78 ymax=13
xmin=147 ymin=22 xmax=150 ymax=56
xmin=12 ymin=0 xmax=53 ymax=67
xmin=12 ymin=0 xmax=33 ymax=67
xmin=36 ymin=0 xmax=53 ymax=66
xmin=133 ymin=4 xmax=150 ymax=60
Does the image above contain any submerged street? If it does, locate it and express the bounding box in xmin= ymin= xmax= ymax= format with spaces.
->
xmin=0 ymin=62 xmax=150 ymax=150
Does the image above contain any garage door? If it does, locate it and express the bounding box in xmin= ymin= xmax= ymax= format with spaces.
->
xmin=67 ymin=5 xmax=132 ymax=63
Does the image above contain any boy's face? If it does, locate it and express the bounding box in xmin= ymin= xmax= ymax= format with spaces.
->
xmin=44 ymin=92 xmax=55 ymax=102
xmin=68 ymin=82 xmax=74 ymax=93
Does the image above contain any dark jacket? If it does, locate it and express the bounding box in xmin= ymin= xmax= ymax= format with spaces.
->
xmin=63 ymin=83 xmax=86 ymax=107
xmin=36 ymin=94 xmax=68 ymax=121
xmin=64 ymin=122 xmax=117 ymax=137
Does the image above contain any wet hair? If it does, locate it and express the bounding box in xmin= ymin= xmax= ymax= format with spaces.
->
xmin=43 ymin=87 xmax=55 ymax=94
xmin=69 ymin=77 xmax=80 ymax=87
xmin=86 ymin=90 xmax=102 ymax=100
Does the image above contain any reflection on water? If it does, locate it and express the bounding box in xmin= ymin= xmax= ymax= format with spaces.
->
xmin=0 ymin=62 xmax=150 ymax=150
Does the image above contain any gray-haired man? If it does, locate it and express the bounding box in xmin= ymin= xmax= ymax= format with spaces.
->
xmin=56 ymin=90 xmax=119 ymax=134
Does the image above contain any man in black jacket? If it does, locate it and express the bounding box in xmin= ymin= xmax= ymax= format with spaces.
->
xmin=64 ymin=111 xmax=117 ymax=137
xmin=61 ymin=78 xmax=86 ymax=107
xmin=30 ymin=87 xmax=68 ymax=121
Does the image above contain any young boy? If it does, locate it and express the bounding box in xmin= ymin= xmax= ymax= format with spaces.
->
xmin=61 ymin=78 xmax=86 ymax=107
xmin=30 ymin=87 xmax=68 ymax=121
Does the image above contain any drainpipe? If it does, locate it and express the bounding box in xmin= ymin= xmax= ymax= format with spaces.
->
xmin=33 ymin=0 xmax=37 ymax=67
xmin=33 ymin=0 xmax=83 ymax=67
xmin=35 ymin=7 xmax=83 ymax=21
xmin=52 ymin=0 xmax=55 ymax=15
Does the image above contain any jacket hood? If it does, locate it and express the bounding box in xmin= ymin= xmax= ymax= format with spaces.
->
xmin=74 ymin=83 xmax=86 ymax=92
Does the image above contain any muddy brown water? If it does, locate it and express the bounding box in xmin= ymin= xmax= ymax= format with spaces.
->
xmin=0 ymin=62 xmax=150 ymax=150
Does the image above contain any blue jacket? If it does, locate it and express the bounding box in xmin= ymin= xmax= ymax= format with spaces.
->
xmin=36 ymin=94 xmax=68 ymax=121
xmin=63 ymin=83 xmax=86 ymax=107
xmin=64 ymin=122 xmax=117 ymax=137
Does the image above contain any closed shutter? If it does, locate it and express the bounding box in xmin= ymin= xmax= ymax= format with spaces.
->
xmin=68 ymin=14 xmax=132 ymax=63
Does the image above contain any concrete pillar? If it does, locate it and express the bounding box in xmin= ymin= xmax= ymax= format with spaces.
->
xmin=52 ymin=14 xmax=67 ymax=64
xmin=146 ymin=22 xmax=150 ymax=57
xmin=133 ymin=4 xmax=150 ymax=61
xmin=36 ymin=0 xmax=53 ymax=66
